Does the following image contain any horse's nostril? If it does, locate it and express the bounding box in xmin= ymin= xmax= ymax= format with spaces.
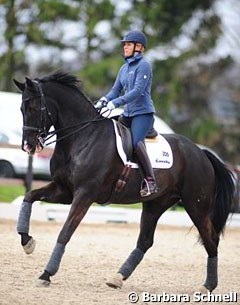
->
xmin=23 ymin=143 xmax=30 ymax=152
xmin=22 ymin=141 xmax=36 ymax=155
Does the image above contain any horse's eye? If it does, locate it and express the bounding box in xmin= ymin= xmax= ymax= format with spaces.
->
xmin=29 ymin=105 xmax=37 ymax=113
xmin=26 ymin=99 xmax=39 ymax=113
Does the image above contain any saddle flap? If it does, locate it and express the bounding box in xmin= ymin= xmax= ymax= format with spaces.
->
xmin=112 ymin=119 xmax=173 ymax=169
xmin=116 ymin=120 xmax=133 ymax=161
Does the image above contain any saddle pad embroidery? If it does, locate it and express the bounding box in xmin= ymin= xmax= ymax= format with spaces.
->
xmin=112 ymin=120 xmax=173 ymax=169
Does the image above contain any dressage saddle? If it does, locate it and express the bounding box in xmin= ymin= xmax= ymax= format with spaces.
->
xmin=114 ymin=116 xmax=158 ymax=161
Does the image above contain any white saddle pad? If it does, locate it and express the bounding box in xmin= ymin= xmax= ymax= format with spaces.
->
xmin=112 ymin=120 xmax=173 ymax=169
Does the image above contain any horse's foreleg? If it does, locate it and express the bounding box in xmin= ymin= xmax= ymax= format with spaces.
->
xmin=17 ymin=199 xmax=36 ymax=254
xmin=38 ymin=196 xmax=92 ymax=287
xmin=38 ymin=243 xmax=65 ymax=285
xmin=16 ymin=197 xmax=35 ymax=252
xmin=17 ymin=181 xmax=72 ymax=254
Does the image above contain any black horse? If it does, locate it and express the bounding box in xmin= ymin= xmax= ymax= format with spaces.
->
xmin=13 ymin=72 xmax=235 ymax=291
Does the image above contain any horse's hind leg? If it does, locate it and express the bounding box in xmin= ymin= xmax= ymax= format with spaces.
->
xmin=186 ymin=206 xmax=219 ymax=292
xmin=198 ymin=217 xmax=219 ymax=292
xmin=17 ymin=181 xmax=72 ymax=254
xmin=107 ymin=198 xmax=172 ymax=289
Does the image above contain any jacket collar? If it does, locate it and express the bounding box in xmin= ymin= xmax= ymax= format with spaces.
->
xmin=125 ymin=52 xmax=143 ymax=64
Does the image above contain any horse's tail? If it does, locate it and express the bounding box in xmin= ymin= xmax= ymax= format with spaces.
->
xmin=203 ymin=149 xmax=235 ymax=235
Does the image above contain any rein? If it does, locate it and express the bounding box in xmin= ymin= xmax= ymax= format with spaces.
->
xmin=44 ymin=109 xmax=110 ymax=146
xmin=23 ymin=82 xmax=110 ymax=147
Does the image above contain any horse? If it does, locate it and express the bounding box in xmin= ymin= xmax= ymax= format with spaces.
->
xmin=13 ymin=71 xmax=235 ymax=291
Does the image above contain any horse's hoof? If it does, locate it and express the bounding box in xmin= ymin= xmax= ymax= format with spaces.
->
xmin=23 ymin=237 xmax=36 ymax=254
xmin=36 ymin=278 xmax=50 ymax=287
xmin=198 ymin=286 xmax=209 ymax=293
xmin=106 ymin=273 xmax=123 ymax=289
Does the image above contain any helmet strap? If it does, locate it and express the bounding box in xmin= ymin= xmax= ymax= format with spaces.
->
xmin=133 ymin=42 xmax=143 ymax=54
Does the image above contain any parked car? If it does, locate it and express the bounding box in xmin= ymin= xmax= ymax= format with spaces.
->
xmin=0 ymin=129 xmax=53 ymax=179
xmin=0 ymin=91 xmax=53 ymax=179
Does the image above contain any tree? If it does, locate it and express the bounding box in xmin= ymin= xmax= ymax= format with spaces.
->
xmin=0 ymin=0 xmax=81 ymax=91
xmin=0 ymin=0 xmax=117 ymax=91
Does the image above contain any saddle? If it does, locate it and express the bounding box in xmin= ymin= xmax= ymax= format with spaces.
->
xmin=116 ymin=121 xmax=133 ymax=161
xmin=114 ymin=117 xmax=158 ymax=192
xmin=115 ymin=116 xmax=158 ymax=161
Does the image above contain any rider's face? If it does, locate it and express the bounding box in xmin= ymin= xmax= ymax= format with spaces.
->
xmin=123 ymin=42 xmax=144 ymax=57
xmin=123 ymin=42 xmax=135 ymax=57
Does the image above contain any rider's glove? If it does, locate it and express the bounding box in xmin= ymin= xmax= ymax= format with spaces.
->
xmin=106 ymin=101 xmax=115 ymax=110
xmin=95 ymin=97 xmax=108 ymax=109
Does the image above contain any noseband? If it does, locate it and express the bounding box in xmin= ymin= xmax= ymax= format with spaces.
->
xmin=22 ymin=82 xmax=54 ymax=147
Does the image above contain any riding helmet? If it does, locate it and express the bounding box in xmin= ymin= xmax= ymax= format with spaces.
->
xmin=121 ymin=30 xmax=147 ymax=48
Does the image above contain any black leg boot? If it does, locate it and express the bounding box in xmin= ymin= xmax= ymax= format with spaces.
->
xmin=135 ymin=141 xmax=158 ymax=197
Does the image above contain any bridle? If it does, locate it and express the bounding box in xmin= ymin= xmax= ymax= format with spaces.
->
xmin=22 ymin=82 xmax=55 ymax=147
xmin=22 ymin=81 xmax=110 ymax=147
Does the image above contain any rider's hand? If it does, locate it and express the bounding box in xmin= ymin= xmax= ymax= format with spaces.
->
xmin=106 ymin=101 xmax=115 ymax=110
xmin=95 ymin=97 xmax=107 ymax=109
xmin=95 ymin=101 xmax=104 ymax=109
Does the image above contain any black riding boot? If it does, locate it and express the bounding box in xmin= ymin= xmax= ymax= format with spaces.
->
xmin=135 ymin=141 xmax=158 ymax=197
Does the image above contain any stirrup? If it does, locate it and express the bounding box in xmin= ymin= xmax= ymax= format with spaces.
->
xmin=140 ymin=178 xmax=158 ymax=197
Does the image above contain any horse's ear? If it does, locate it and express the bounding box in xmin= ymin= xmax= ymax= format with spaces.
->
xmin=25 ymin=77 xmax=35 ymax=88
xmin=13 ymin=79 xmax=25 ymax=92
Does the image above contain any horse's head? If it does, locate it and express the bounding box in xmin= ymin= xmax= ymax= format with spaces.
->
xmin=13 ymin=77 xmax=54 ymax=155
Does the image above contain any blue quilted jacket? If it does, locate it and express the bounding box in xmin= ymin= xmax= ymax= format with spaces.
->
xmin=105 ymin=53 xmax=155 ymax=117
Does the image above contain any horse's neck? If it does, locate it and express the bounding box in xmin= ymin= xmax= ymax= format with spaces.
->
xmin=51 ymin=91 xmax=99 ymax=145
xmin=54 ymin=92 xmax=97 ymax=130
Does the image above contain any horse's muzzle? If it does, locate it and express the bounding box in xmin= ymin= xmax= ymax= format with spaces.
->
xmin=22 ymin=140 xmax=43 ymax=155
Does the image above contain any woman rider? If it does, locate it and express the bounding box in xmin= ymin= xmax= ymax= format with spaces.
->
xmin=96 ymin=30 xmax=158 ymax=197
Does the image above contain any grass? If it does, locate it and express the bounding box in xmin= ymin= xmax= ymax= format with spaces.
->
xmin=0 ymin=184 xmax=142 ymax=207
xmin=110 ymin=203 xmax=142 ymax=209
xmin=0 ymin=185 xmax=184 ymax=211
xmin=0 ymin=185 xmax=25 ymax=202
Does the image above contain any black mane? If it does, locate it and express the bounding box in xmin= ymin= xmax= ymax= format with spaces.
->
xmin=35 ymin=71 xmax=93 ymax=103
xmin=36 ymin=71 xmax=82 ymax=91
